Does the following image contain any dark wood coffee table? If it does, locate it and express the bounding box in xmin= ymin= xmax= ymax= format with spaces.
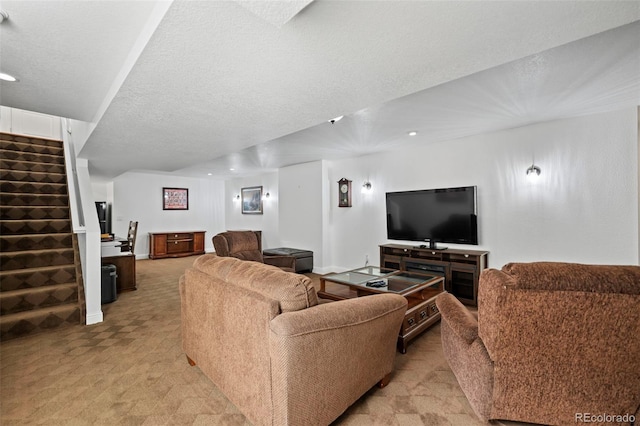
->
xmin=319 ymin=266 xmax=444 ymax=353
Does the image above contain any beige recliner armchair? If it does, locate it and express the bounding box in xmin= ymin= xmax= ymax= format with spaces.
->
xmin=212 ymin=230 xmax=296 ymax=272
xmin=180 ymin=254 xmax=407 ymax=426
xmin=436 ymin=261 xmax=640 ymax=426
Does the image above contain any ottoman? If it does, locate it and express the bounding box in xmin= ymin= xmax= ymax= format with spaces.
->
xmin=263 ymin=247 xmax=313 ymax=273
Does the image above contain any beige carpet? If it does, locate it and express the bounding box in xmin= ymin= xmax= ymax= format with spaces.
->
xmin=1 ymin=256 xmax=527 ymax=425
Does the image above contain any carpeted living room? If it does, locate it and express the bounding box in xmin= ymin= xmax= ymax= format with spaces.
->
xmin=1 ymin=2 xmax=639 ymax=426
xmin=2 ymin=251 xmax=638 ymax=425
xmin=1 ymin=256 xmax=497 ymax=425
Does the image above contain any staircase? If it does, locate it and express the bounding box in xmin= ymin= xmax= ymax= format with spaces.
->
xmin=0 ymin=132 xmax=84 ymax=340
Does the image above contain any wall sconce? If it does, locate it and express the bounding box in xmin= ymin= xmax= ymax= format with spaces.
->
xmin=361 ymin=181 xmax=372 ymax=193
xmin=234 ymin=194 xmax=240 ymax=201
xmin=526 ymin=164 xmax=541 ymax=180
xmin=263 ymin=192 xmax=270 ymax=200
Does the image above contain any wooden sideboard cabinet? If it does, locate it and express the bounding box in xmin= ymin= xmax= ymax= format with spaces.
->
xmin=379 ymin=244 xmax=489 ymax=306
xmin=149 ymin=231 xmax=206 ymax=259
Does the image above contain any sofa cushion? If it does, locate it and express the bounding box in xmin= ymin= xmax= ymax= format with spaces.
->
xmin=502 ymin=261 xmax=640 ymax=295
xmin=193 ymin=254 xmax=318 ymax=312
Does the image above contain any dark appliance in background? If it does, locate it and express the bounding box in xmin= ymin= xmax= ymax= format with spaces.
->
xmin=95 ymin=201 xmax=111 ymax=234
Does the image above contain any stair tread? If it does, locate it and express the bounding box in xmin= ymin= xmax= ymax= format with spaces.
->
xmin=0 ymin=205 xmax=69 ymax=209
xmin=0 ymin=219 xmax=71 ymax=223
xmin=2 ymin=156 xmax=63 ymax=164
xmin=0 ymin=146 xmax=63 ymax=153
xmin=0 ymin=179 xmax=66 ymax=185
xmin=0 ymin=226 xmax=72 ymax=236
xmin=0 ymin=157 xmax=64 ymax=165
xmin=0 ymin=164 xmax=66 ymax=173
xmin=0 ymin=207 xmax=71 ymax=221
xmin=0 ymin=247 xmax=74 ymax=256
xmin=0 ymin=159 xmax=64 ymax=165
xmin=0 ymin=169 xmax=65 ymax=176
xmin=1 ymin=218 xmax=70 ymax=221
xmin=0 ymin=264 xmax=76 ymax=276
xmin=0 ymin=144 xmax=63 ymax=151
xmin=0 ymin=133 xmax=62 ymax=142
xmin=0 ymin=282 xmax=77 ymax=297
xmin=0 ymin=192 xmax=67 ymax=195
xmin=0 ymin=304 xmax=79 ymax=321
xmin=0 ymin=231 xmax=73 ymax=237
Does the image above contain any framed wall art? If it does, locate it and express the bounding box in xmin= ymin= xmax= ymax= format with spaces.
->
xmin=163 ymin=187 xmax=189 ymax=210
xmin=241 ymin=186 xmax=263 ymax=214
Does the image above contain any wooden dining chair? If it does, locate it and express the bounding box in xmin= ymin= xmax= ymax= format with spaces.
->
xmin=121 ymin=221 xmax=138 ymax=254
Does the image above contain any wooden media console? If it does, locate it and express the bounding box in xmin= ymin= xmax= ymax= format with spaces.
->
xmin=379 ymin=244 xmax=489 ymax=306
xmin=149 ymin=231 xmax=206 ymax=259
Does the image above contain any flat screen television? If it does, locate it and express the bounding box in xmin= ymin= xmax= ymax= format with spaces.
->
xmin=386 ymin=186 xmax=477 ymax=249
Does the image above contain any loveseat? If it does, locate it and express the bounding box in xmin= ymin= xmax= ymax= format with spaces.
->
xmin=436 ymin=261 xmax=640 ymax=425
xmin=180 ymin=254 xmax=407 ymax=425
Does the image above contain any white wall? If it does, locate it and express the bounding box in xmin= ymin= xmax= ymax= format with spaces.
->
xmin=278 ymin=161 xmax=328 ymax=270
xmin=0 ymin=106 xmax=62 ymax=139
xmin=112 ymin=172 xmax=225 ymax=257
xmin=224 ymin=172 xmax=280 ymax=248
xmin=91 ymin=183 xmax=109 ymax=203
xmin=323 ymin=107 xmax=638 ymax=270
xmin=67 ymin=118 xmax=96 ymax=154
xmin=106 ymin=107 xmax=637 ymax=271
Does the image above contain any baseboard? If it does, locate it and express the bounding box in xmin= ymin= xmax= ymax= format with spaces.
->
xmin=86 ymin=311 xmax=104 ymax=325
xmin=309 ymin=265 xmax=333 ymax=275
xmin=314 ymin=265 xmax=362 ymax=275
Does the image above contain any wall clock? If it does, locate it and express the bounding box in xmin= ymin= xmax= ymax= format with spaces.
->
xmin=338 ymin=178 xmax=352 ymax=207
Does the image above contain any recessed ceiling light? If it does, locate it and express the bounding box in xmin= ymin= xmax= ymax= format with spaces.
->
xmin=408 ymin=131 xmax=417 ymax=136
xmin=229 ymin=168 xmax=235 ymax=171
xmin=0 ymin=72 xmax=18 ymax=82
xmin=207 ymin=173 xmax=212 ymax=176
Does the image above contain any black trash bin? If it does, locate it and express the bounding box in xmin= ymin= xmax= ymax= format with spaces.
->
xmin=101 ymin=264 xmax=117 ymax=304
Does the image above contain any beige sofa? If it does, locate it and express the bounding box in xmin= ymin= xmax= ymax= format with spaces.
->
xmin=436 ymin=262 xmax=640 ymax=425
xmin=180 ymin=254 xmax=407 ymax=426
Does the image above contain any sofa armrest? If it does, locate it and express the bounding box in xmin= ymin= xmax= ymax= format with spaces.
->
xmin=264 ymin=254 xmax=296 ymax=270
xmin=436 ymin=292 xmax=478 ymax=344
xmin=268 ymin=294 xmax=407 ymax=426
xmin=270 ymin=293 xmax=407 ymax=336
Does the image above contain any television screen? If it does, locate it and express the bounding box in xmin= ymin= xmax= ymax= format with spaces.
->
xmin=386 ymin=186 xmax=477 ymax=246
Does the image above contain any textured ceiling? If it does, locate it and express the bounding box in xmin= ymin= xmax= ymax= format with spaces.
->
xmin=0 ymin=1 xmax=159 ymax=121
xmin=177 ymin=20 xmax=640 ymax=178
xmin=236 ymin=0 xmax=314 ymax=27
xmin=0 ymin=1 xmax=638 ymax=181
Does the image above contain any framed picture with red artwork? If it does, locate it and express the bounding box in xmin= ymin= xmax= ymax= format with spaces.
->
xmin=163 ymin=187 xmax=189 ymax=210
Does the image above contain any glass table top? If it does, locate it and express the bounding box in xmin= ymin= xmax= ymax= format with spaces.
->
xmin=324 ymin=267 xmax=440 ymax=294
xmin=350 ymin=266 xmax=390 ymax=277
